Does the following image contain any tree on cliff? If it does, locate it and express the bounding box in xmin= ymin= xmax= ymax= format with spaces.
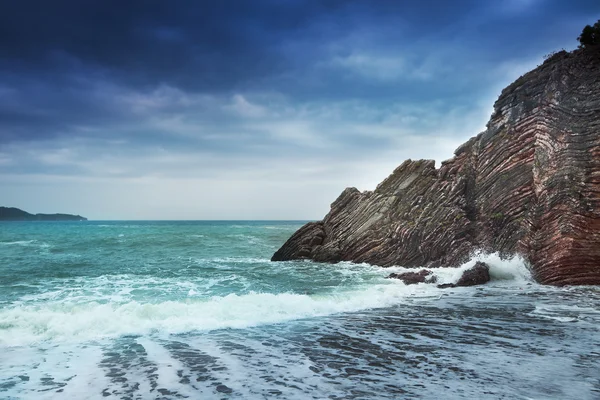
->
xmin=578 ymin=20 xmax=600 ymax=48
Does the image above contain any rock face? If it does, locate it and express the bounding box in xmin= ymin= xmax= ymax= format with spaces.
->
xmin=272 ymin=47 xmax=600 ymax=286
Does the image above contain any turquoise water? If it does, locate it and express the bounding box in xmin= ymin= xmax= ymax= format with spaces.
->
xmin=1 ymin=221 xmax=599 ymax=399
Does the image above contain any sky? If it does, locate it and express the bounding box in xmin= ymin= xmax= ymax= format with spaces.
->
xmin=1 ymin=0 xmax=599 ymax=220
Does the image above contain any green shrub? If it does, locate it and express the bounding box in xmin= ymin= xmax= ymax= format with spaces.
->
xmin=578 ymin=20 xmax=600 ymax=48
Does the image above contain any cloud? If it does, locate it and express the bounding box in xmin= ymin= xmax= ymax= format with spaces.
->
xmin=1 ymin=0 xmax=599 ymax=218
xmin=498 ymin=0 xmax=544 ymax=14
xmin=328 ymin=52 xmax=438 ymax=81
xmin=227 ymin=94 xmax=268 ymax=118
xmin=330 ymin=53 xmax=407 ymax=81
xmin=118 ymin=84 xmax=201 ymax=113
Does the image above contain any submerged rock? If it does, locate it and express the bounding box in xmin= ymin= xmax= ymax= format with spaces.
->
xmin=436 ymin=283 xmax=456 ymax=289
xmin=272 ymin=46 xmax=600 ymax=286
xmin=388 ymin=269 xmax=437 ymax=285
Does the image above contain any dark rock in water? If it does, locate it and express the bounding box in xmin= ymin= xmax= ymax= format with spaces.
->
xmin=388 ymin=269 xmax=437 ymax=285
xmin=0 ymin=206 xmax=87 ymax=221
xmin=216 ymin=384 xmax=233 ymax=394
xmin=455 ymin=262 xmax=491 ymax=287
xmin=272 ymin=46 xmax=600 ymax=286
xmin=437 ymin=262 xmax=491 ymax=289
xmin=437 ymin=283 xmax=456 ymax=289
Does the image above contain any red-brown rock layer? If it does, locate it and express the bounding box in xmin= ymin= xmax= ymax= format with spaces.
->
xmin=272 ymin=47 xmax=600 ymax=286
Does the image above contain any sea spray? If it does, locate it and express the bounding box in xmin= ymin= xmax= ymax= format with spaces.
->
xmin=384 ymin=251 xmax=534 ymax=286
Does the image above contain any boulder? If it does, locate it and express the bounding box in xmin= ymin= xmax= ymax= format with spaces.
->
xmin=437 ymin=262 xmax=491 ymax=289
xmin=455 ymin=262 xmax=491 ymax=286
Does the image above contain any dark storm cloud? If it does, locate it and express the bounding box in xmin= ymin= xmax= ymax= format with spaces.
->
xmin=0 ymin=0 xmax=342 ymax=90
xmin=1 ymin=0 xmax=599 ymax=173
xmin=5 ymin=0 xmax=586 ymax=92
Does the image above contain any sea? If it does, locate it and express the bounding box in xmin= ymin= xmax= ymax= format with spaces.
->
xmin=0 ymin=220 xmax=598 ymax=400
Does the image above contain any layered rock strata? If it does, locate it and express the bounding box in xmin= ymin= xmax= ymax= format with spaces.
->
xmin=272 ymin=47 xmax=600 ymax=286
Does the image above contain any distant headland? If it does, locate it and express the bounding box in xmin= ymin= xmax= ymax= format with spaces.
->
xmin=0 ymin=207 xmax=87 ymax=221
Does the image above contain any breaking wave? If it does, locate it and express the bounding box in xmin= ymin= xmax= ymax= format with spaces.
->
xmin=0 ymin=253 xmax=534 ymax=347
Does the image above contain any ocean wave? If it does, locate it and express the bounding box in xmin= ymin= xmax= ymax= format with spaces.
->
xmin=0 ymin=240 xmax=38 ymax=246
xmin=225 ymin=234 xmax=262 ymax=245
xmin=1 ymin=240 xmax=35 ymax=246
xmin=0 ymin=240 xmax=52 ymax=249
xmin=263 ymin=225 xmax=301 ymax=230
xmin=95 ymin=224 xmax=141 ymax=228
xmin=207 ymin=257 xmax=271 ymax=264
xmin=0 ymin=252 xmax=537 ymax=346
xmin=0 ymin=282 xmax=440 ymax=346
xmin=14 ymin=273 xmax=251 ymax=305
xmin=528 ymin=303 xmax=600 ymax=324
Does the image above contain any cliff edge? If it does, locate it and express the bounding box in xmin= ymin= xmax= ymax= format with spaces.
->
xmin=272 ymin=46 xmax=600 ymax=286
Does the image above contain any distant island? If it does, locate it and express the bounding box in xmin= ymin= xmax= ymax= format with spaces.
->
xmin=0 ymin=207 xmax=87 ymax=221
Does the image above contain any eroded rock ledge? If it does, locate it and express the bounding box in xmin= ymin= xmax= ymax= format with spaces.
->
xmin=272 ymin=47 xmax=600 ymax=286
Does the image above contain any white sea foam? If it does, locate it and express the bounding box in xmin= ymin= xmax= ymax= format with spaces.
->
xmin=226 ymin=234 xmax=262 ymax=245
xmin=207 ymin=257 xmax=271 ymax=264
xmin=263 ymin=225 xmax=300 ymax=230
xmin=135 ymin=337 xmax=199 ymax=398
xmin=0 ymin=240 xmax=36 ymax=246
xmin=1 ymin=341 xmax=110 ymax=400
xmin=15 ymin=273 xmax=249 ymax=305
xmin=0 ymin=280 xmax=446 ymax=347
xmin=0 ymin=252 xmax=535 ymax=347
xmin=473 ymin=252 xmax=533 ymax=283
xmin=383 ymin=251 xmax=534 ymax=286
xmin=528 ymin=304 xmax=600 ymax=324
xmin=0 ymin=239 xmax=52 ymax=248
xmin=96 ymin=224 xmax=141 ymax=228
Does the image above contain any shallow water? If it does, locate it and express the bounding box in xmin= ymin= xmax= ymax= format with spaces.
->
xmin=0 ymin=221 xmax=598 ymax=399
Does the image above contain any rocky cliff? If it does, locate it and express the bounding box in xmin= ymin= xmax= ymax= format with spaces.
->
xmin=272 ymin=46 xmax=600 ymax=286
